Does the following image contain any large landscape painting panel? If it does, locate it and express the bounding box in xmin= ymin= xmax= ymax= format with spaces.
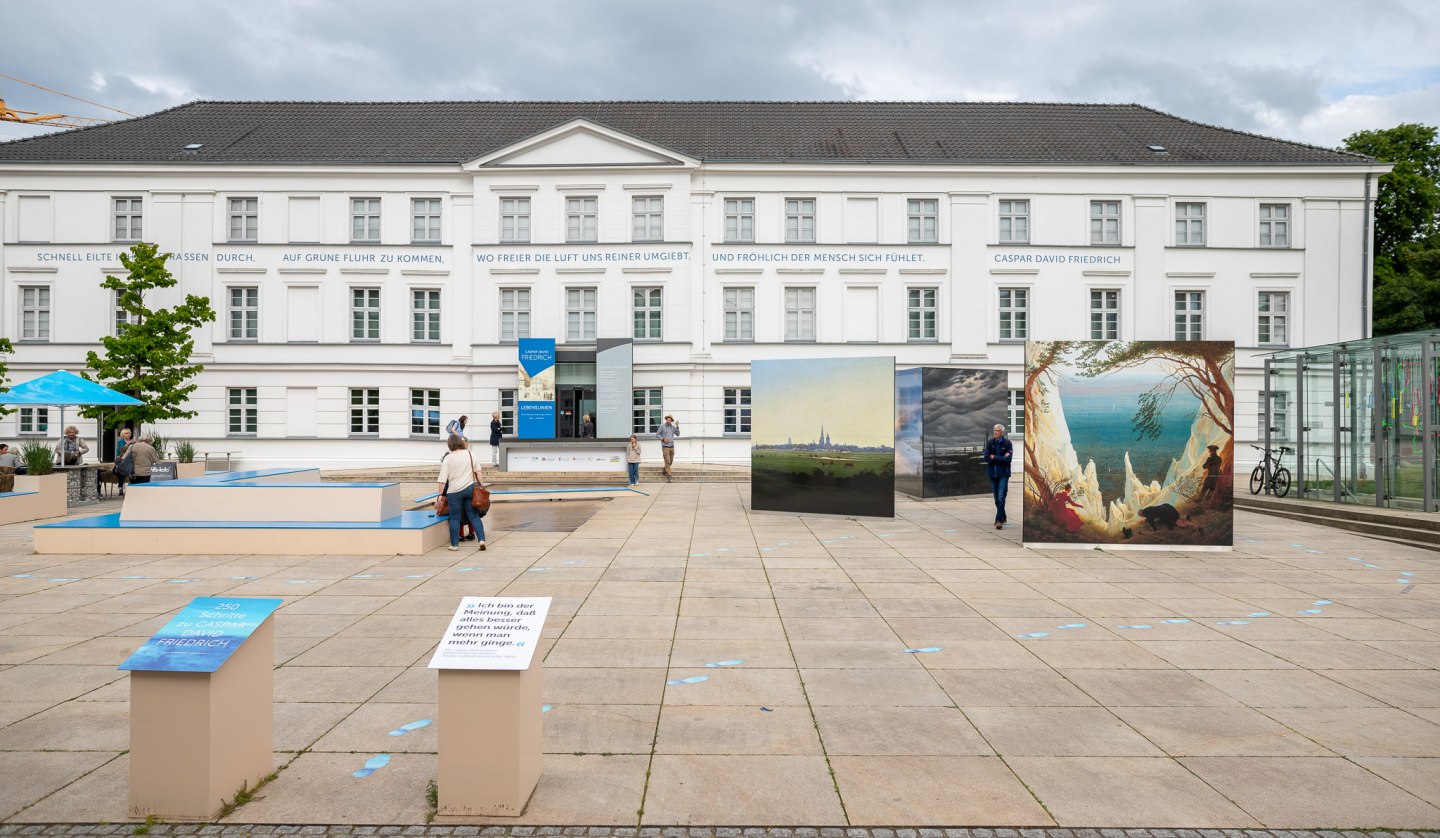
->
xmin=921 ymin=367 xmax=1009 ymax=498
xmin=1023 ymin=341 xmax=1235 ymax=548
xmin=753 ymin=357 xmax=896 ymax=517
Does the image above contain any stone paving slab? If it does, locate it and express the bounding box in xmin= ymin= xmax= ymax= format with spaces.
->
xmin=2 ymin=486 xmax=1440 ymax=828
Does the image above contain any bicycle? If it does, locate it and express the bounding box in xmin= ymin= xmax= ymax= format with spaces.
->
xmin=1249 ymin=444 xmax=1292 ymax=497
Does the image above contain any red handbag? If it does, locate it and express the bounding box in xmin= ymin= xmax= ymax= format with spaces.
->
xmin=468 ymin=452 xmax=491 ymax=514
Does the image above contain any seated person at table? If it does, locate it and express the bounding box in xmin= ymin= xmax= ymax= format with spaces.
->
xmin=55 ymin=426 xmax=90 ymax=465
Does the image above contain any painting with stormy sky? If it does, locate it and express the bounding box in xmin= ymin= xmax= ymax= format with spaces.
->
xmin=896 ymin=368 xmax=1009 ymax=499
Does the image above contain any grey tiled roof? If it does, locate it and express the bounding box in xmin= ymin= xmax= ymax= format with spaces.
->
xmin=0 ymin=100 xmax=1371 ymax=166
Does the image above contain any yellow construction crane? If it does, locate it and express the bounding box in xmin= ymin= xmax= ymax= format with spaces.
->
xmin=0 ymin=72 xmax=133 ymax=130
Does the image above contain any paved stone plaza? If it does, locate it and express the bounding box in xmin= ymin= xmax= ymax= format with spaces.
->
xmin=1 ymin=485 xmax=1438 ymax=828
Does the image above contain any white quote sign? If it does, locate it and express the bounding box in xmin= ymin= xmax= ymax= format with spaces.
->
xmin=428 ymin=597 xmax=551 ymax=670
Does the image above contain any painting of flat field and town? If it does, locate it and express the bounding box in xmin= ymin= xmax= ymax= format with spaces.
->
xmin=752 ymin=357 xmax=895 ymax=517
xmin=1023 ymin=341 xmax=1235 ymax=547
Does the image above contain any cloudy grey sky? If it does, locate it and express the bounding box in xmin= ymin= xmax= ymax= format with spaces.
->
xmin=3 ymin=0 xmax=1437 ymax=147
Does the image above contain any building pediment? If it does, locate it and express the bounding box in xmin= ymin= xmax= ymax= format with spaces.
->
xmin=467 ymin=119 xmax=697 ymax=169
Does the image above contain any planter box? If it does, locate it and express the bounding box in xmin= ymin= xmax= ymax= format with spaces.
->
xmin=14 ymin=472 xmax=70 ymax=518
xmin=176 ymin=462 xmax=206 ymax=479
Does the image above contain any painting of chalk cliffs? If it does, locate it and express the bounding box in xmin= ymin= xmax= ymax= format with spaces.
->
xmin=1023 ymin=341 xmax=1234 ymax=548
xmin=752 ymin=357 xmax=896 ymax=518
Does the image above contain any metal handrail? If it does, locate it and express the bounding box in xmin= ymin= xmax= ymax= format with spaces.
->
xmin=1313 ymin=457 xmax=1359 ymax=503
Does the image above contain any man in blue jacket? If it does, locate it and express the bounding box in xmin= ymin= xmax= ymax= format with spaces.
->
xmin=984 ymin=423 xmax=1014 ymax=530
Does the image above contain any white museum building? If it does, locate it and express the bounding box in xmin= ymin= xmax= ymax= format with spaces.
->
xmin=0 ymin=101 xmax=1387 ymax=469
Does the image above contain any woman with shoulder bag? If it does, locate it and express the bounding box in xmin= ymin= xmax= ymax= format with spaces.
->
xmin=436 ymin=434 xmax=487 ymax=552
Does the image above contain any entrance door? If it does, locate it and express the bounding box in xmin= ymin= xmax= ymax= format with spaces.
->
xmin=556 ymin=387 xmax=597 ymax=437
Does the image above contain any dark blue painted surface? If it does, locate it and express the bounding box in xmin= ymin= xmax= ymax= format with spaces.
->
xmin=134 ymin=481 xmax=396 ymax=489
xmin=38 ymin=510 xmax=445 ymax=531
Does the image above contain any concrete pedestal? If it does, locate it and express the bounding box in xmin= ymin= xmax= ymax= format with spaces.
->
xmin=128 ymin=616 xmax=274 ymax=820
xmin=436 ymin=665 xmax=542 ymax=816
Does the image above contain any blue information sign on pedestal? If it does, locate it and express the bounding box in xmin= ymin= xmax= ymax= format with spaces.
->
xmin=517 ymin=338 xmax=556 ymax=439
xmin=118 ymin=596 xmax=283 ymax=673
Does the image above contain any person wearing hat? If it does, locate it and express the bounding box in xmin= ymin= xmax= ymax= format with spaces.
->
xmin=1199 ymin=444 xmax=1224 ymax=501
xmin=656 ymin=414 xmax=680 ymax=480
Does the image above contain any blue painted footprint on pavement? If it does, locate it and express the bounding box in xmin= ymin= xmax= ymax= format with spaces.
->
xmin=1163 ymin=618 xmax=1192 ymax=624
xmin=1301 ymin=608 xmax=1323 ymax=614
xmin=705 ymin=660 xmax=745 ymax=667
xmin=352 ymin=754 xmax=390 ymax=778
xmin=1248 ymin=612 xmax=1271 ymax=618
xmin=1058 ymin=623 xmax=1088 ymax=629
xmin=1016 ymin=632 xmax=1049 ymax=639
xmin=387 ymin=720 xmax=432 ymax=737
xmin=1118 ymin=624 xmax=1152 ymax=630
xmin=904 ymin=647 xmax=943 ymax=653
xmin=667 ymin=675 xmax=709 ymax=685
xmin=1314 ymin=600 xmax=1333 ymax=605
xmin=542 ymin=705 xmax=552 ymax=713
xmin=1216 ymin=620 xmax=1250 ymax=626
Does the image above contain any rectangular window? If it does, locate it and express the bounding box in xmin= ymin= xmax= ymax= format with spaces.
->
xmin=1259 ymin=204 xmax=1290 ymax=247
xmin=499 ymin=389 xmax=517 ymax=435
xmin=998 ymin=287 xmax=1028 ymax=341
xmin=500 ymin=288 xmax=531 ymax=342
xmin=1008 ymin=390 xmax=1024 ymax=437
xmin=784 ymin=287 xmax=816 ymax=342
xmin=349 ymin=388 xmax=380 ymax=435
xmin=1090 ymin=200 xmax=1121 ymax=244
xmin=1258 ymin=291 xmax=1289 ymax=345
xmin=907 ymin=198 xmax=939 ymax=243
xmin=228 ymin=286 xmax=259 ymax=341
xmin=632 ymin=388 xmax=662 ymax=434
xmin=228 ymin=198 xmax=258 ymax=242
xmin=632 ymin=287 xmax=663 ymax=341
xmin=227 ymin=388 xmax=258 ymax=435
xmin=723 ymin=287 xmax=754 ymax=342
xmin=724 ymin=388 xmax=752 ymax=434
xmin=566 ymin=287 xmax=597 ymax=342
xmin=785 ymin=198 xmax=816 ymax=243
xmin=998 ymin=199 xmax=1029 ymax=243
xmin=566 ymin=196 xmax=598 ymax=243
xmin=1268 ymin=391 xmax=1290 ymax=441
xmin=114 ymin=291 xmax=130 ymax=336
xmin=19 ymin=407 xmax=49 ymax=435
xmin=1090 ymin=289 xmax=1120 ymax=339
xmin=351 ymin=287 xmax=381 ymax=341
xmin=1174 ymin=290 xmax=1204 ymax=340
xmin=907 ymin=288 xmax=937 ymax=341
xmin=350 ymin=197 xmax=381 ymax=242
xmin=1176 ymin=202 xmax=1206 ymax=246
xmin=410 ymin=389 xmax=441 ymax=436
xmin=411 ymin=198 xmax=441 ymax=243
xmin=500 ymin=197 xmax=531 ymax=243
xmin=20 ymin=286 xmax=51 ymax=341
xmin=113 ymin=197 xmax=142 ymax=242
xmin=724 ymin=198 xmax=755 ymax=242
xmin=411 ymin=288 xmax=441 ymax=342
xmin=632 ymin=196 xmax=663 ymax=242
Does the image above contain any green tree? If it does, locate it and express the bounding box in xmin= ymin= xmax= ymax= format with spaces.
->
xmin=0 ymin=338 xmax=14 ymax=417
xmin=1343 ymin=123 xmax=1440 ymax=334
xmin=82 ymin=242 xmax=216 ymax=428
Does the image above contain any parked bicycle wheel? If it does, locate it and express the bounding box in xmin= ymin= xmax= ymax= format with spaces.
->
xmin=1249 ymin=465 xmax=1266 ymax=495
xmin=1273 ymin=467 xmax=1291 ymax=498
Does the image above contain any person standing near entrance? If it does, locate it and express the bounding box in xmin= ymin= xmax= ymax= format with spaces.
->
xmin=984 ymin=423 xmax=1013 ymax=529
xmin=656 ymin=414 xmax=680 ymax=480
xmin=626 ymin=434 xmax=642 ymax=485
xmin=581 ymin=414 xmax=595 ymax=438
xmin=489 ymin=411 xmax=503 ymax=467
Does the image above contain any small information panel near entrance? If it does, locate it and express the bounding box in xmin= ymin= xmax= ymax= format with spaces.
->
xmin=428 ymin=597 xmax=551 ymax=670
xmin=119 ymin=596 xmax=282 ymax=672
xmin=149 ymin=462 xmax=177 ymax=482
